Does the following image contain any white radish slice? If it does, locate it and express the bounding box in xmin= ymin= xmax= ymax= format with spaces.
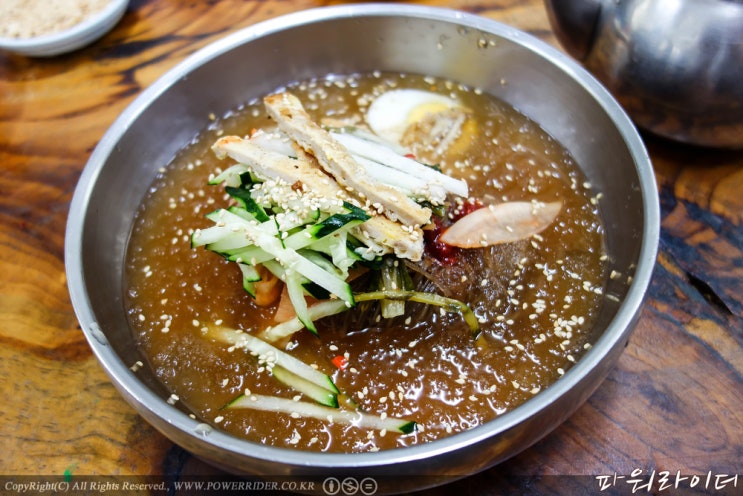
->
xmin=331 ymin=131 xmax=468 ymax=198
xmin=440 ymin=201 xmax=563 ymax=248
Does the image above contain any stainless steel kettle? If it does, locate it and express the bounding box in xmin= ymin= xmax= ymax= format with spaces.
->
xmin=544 ymin=0 xmax=743 ymax=148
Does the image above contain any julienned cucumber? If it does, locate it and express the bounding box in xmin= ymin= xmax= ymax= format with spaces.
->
xmin=238 ymin=263 xmax=260 ymax=296
xmin=271 ymin=365 xmax=338 ymax=408
xmin=193 ymin=201 xmax=361 ymax=331
xmin=225 ymin=393 xmax=417 ymax=434
xmin=205 ymin=324 xmax=418 ymax=430
xmin=206 ymin=325 xmax=338 ymax=394
xmin=261 ymin=299 xmax=350 ymax=343
xmin=260 ymin=290 xmax=480 ymax=343
xmin=284 ymin=269 xmax=315 ymax=332
xmin=208 ymin=164 xmax=250 ymax=187
xmin=225 ymin=186 xmax=270 ymax=222
xmin=194 ymin=208 xmax=355 ymax=307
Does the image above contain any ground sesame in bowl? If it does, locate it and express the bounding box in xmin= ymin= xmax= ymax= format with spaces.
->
xmin=0 ymin=0 xmax=111 ymax=38
xmin=0 ymin=0 xmax=127 ymax=57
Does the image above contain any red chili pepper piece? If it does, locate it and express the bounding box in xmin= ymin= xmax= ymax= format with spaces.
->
xmin=331 ymin=355 xmax=348 ymax=370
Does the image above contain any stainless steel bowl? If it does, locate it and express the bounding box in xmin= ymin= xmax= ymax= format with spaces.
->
xmin=65 ymin=5 xmax=659 ymax=492
xmin=545 ymin=0 xmax=743 ymax=149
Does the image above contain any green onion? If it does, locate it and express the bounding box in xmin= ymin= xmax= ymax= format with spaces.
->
xmin=355 ymin=290 xmax=480 ymax=336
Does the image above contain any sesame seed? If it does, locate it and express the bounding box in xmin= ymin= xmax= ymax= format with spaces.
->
xmin=288 ymin=430 xmax=301 ymax=444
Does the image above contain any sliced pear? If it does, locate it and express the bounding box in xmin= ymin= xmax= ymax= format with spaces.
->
xmin=440 ymin=201 xmax=562 ymax=248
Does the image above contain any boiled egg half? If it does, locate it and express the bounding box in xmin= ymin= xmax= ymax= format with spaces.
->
xmin=365 ymin=88 xmax=476 ymax=159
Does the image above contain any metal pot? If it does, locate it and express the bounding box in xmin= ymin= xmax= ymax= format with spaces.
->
xmin=65 ymin=5 xmax=659 ymax=493
xmin=545 ymin=0 xmax=743 ymax=148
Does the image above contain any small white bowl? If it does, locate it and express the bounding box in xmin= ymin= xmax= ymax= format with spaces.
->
xmin=0 ymin=0 xmax=128 ymax=57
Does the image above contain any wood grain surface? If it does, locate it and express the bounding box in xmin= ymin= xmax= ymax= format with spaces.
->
xmin=1 ymin=0 xmax=741 ymax=494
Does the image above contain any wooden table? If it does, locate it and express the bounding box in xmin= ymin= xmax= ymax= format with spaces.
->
xmin=2 ymin=1 xmax=741 ymax=494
